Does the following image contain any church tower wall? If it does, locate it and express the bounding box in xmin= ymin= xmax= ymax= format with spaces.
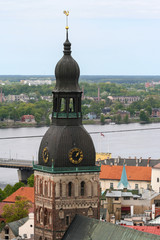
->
xmin=34 ymin=171 xmax=100 ymax=240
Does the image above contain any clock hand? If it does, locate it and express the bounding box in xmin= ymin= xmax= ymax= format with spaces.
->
xmin=76 ymin=152 xmax=79 ymax=157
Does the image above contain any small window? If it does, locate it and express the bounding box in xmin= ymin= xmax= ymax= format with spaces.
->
xmin=147 ymin=184 xmax=150 ymax=190
xmin=30 ymin=224 xmax=33 ymax=227
xmin=110 ymin=183 xmax=113 ymax=189
xmin=81 ymin=181 xmax=85 ymax=196
xmin=124 ymin=197 xmax=130 ymax=200
xmin=154 ymin=200 xmax=160 ymax=207
xmin=157 ymin=178 xmax=159 ymax=183
xmin=115 ymin=197 xmax=119 ymax=201
xmin=23 ymin=234 xmax=27 ymax=238
xmin=135 ymin=184 xmax=138 ymax=189
xmin=5 ymin=228 xmax=9 ymax=234
xmin=66 ymin=216 xmax=70 ymax=226
xmin=68 ymin=182 xmax=72 ymax=197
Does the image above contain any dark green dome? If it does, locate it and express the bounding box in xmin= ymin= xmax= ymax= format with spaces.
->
xmin=54 ymin=39 xmax=81 ymax=92
xmin=38 ymin=125 xmax=95 ymax=167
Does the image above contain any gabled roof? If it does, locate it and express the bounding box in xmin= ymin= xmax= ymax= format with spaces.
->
xmin=117 ymin=165 xmax=131 ymax=189
xmin=62 ymin=215 xmax=160 ymax=240
xmin=3 ymin=187 xmax=34 ymax=203
xmin=100 ymin=165 xmax=151 ymax=181
xmin=153 ymin=163 xmax=160 ymax=169
xmin=105 ymin=190 xmax=140 ymax=198
xmin=8 ymin=216 xmax=28 ymax=237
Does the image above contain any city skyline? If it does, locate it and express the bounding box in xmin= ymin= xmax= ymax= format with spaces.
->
xmin=0 ymin=0 xmax=160 ymax=75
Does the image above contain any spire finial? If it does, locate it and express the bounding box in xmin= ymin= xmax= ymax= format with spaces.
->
xmin=63 ymin=10 xmax=69 ymax=29
xmin=63 ymin=10 xmax=71 ymax=55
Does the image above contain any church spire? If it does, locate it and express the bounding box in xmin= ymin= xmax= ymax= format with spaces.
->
xmin=117 ymin=165 xmax=131 ymax=189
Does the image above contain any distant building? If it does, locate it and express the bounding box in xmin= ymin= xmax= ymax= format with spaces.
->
xmin=21 ymin=115 xmax=35 ymax=123
xmin=100 ymin=165 xmax=151 ymax=192
xmin=152 ymin=108 xmax=160 ymax=117
xmin=0 ymin=216 xmax=28 ymax=240
xmin=19 ymin=213 xmax=34 ymax=239
xmin=108 ymin=96 xmax=140 ymax=105
xmin=86 ymin=112 xmax=97 ymax=119
xmin=21 ymin=79 xmax=52 ymax=86
xmin=0 ymin=213 xmax=34 ymax=240
xmin=102 ymin=189 xmax=160 ymax=223
xmin=7 ymin=94 xmax=29 ymax=102
xmin=41 ymin=95 xmax=52 ymax=102
xmin=151 ymin=163 xmax=160 ymax=193
xmin=116 ymin=110 xmax=130 ymax=119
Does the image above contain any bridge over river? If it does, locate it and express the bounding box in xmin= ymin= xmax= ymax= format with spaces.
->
xmin=0 ymin=158 xmax=38 ymax=183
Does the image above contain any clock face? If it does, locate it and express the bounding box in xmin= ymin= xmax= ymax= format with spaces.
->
xmin=42 ymin=147 xmax=49 ymax=163
xmin=69 ymin=148 xmax=83 ymax=164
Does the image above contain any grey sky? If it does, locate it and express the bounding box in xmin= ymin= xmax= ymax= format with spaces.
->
xmin=0 ymin=0 xmax=160 ymax=75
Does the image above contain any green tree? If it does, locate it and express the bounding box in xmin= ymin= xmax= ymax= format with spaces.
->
xmin=2 ymin=197 xmax=31 ymax=223
xmin=100 ymin=114 xmax=105 ymax=124
xmin=0 ymin=188 xmax=5 ymax=202
xmin=35 ymin=113 xmax=41 ymax=124
xmin=145 ymin=106 xmax=152 ymax=116
xmin=45 ymin=116 xmax=50 ymax=126
xmin=124 ymin=114 xmax=129 ymax=124
xmin=27 ymin=174 xmax=34 ymax=187
xmin=11 ymin=182 xmax=25 ymax=194
xmin=3 ymin=184 xmax=13 ymax=198
xmin=116 ymin=114 xmax=121 ymax=124
xmin=139 ymin=110 xmax=150 ymax=123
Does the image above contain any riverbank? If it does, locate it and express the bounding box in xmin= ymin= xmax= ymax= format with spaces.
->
xmin=0 ymin=117 xmax=160 ymax=129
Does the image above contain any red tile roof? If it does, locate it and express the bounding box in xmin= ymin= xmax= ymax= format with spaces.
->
xmin=3 ymin=187 xmax=34 ymax=203
xmin=100 ymin=165 xmax=151 ymax=181
xmin=125 ymin=226 xmax=160 ymax=236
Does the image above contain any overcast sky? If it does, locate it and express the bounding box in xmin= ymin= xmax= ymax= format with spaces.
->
xmin=0 ymin=0 xmax=160 ymax=75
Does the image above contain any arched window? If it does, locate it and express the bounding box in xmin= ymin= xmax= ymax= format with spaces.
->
xmin=81 ymin=181 xmax=85 ymax=196
xmin=53 ymin=97 xmax=58 ymax=112
xmin=36 ymin=208 xmax=39 ymax=223
xmin=88 ymin=207 xmax=93 ymax=216
xmin=39 ymin=237 xmax=42 ymax=240
xmin=69 ymin=98 xmax=75 ymax=112
xmin=68 ymin=182 xmax=72 ymax=197
xmin=45 ymin=181 xmax=48 ymax=197
xmin=60 ymin=98 xmax=66 ymax=112
xmin=40 ymin=208 xmax=43 ymax=224
xmin=40 ymin=179 xmax=43 ymax=195
xmin=44 ymin=208 xmax=48 ymax=226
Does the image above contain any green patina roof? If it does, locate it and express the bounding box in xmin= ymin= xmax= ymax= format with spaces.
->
xmin=33 ymin=163 xmax=100 ymax=174
xmin=62 ymin=215 xmax=160 ymax=240
xmin=8 ymin=216 xmax=28 ymax=237
xmin=117 ymin=164 xmax=130 ymax=189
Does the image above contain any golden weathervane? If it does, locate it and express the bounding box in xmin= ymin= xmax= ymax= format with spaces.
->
xmin=63 ymin=10 xmax=69 ymax=29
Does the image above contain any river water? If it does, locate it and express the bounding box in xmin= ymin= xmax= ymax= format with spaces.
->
xmin=0 ymin=123 xmax=159 ymax=188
